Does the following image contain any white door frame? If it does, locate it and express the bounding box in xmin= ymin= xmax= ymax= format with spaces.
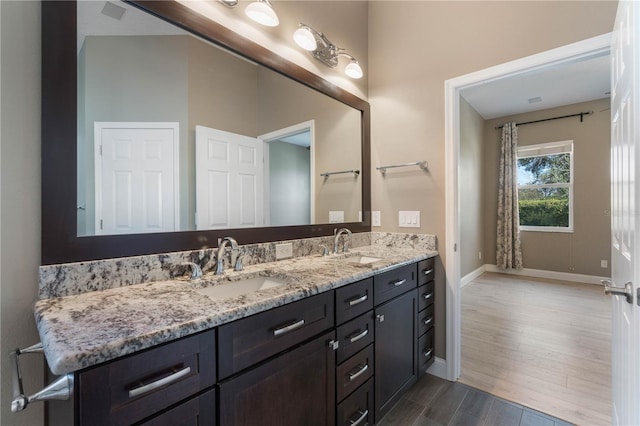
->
xmin=258 ymin=120 xmax=316 ymax=226
xmin=443 ymin=34 xmax=611 ymax=381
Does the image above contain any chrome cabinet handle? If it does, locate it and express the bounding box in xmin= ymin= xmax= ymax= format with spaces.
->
xmin=348 ymin=294 xmax=368 ymax=307
xmin=424 ymin=349 xmax=433 ymax=358
xmin=391 ymin=278 xmax=407 ymax=287
xmin=273 ymin=319 xmax=305 ymax=336
xmin=128 ymin=366 xmax=191 ymax=399
xmin=423 ymin=292 xmax=433 ymax=300
xmin=348 ymin=364 xmax=369 ymax=381
xmin=347 ymin=329 xmax=369 ymax=343
xmin=423 ymin=317 xmax=433 ymax=326
xmin=602 ymin=279 xmax=634 ymax=304
xmin=348 ymin=409 xmax=369 ymax=426
xmin=422 ymin=268 xmax=434 ymax=276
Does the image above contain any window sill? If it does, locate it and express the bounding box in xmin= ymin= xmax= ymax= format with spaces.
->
xmin=520 ymin=226 xmax=573 ymax=233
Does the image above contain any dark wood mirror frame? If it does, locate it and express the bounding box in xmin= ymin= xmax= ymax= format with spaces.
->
xmin=41 ymin=0 xmax=371 ymax=265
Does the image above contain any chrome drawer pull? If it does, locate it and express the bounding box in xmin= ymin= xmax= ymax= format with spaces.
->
xmin=347 ymin=329 xmax=369 ymax=343
xmin=349 ymin=409 xmax=369 ymax=426
xmin=273 ymin=319 xmax=305 ymax=336
xmin=348 ymin=364 xmax=369 ymax=381
xmin=422 ymin=268 xmax=434 ymax=276
xmin=423 ymin=317 xmax=433 ymax=326
xmin=348 ymin=294 xmax=368 ymax=307
xmin=423 ymin=292 xmax=433 ymax=300
xmin=424 ymin=349 xmax=433 ymax=358
xmin=391 ymin=278 xmax=407 ymax=287
xmin=128 ymin=366 xmax=191 ymax=399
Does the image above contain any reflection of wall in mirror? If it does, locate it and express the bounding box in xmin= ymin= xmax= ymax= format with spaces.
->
xmin=257 ymin=69 xmax=362 ymax=224
xmin=269 ymin=140 xmax=311 ymax=226
xmin=78 ymin=33 xmax=362 ymax=235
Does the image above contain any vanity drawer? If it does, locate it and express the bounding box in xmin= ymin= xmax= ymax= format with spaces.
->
xmin=78 ymin=329 xmax=216 ymax=426
xmin=418 ymin=304 xmax=435 ymax=337
xmin=418 ymin=281 xmax=435 ymax=312
xmin=336 ymin=312 xmax=374 ymax=364
xmin=418 ymin=327 xmax=435 ymax=377
xmin=335 ymin=278 xmax=373 ymax=325
xmin=336 ymin=378 xmax=373 ymax=426
xmin=336 ymin=345 xmax=374 ymax=402
xmin=418 ymin=257 xmax=435 ymax=285
xmin=374 ymin=264 xmax=417 ymax=305
xmin=218 ymin=291 xmax=334 ymax=379
xmin=140 ymin=388 xmax=216 ymax=426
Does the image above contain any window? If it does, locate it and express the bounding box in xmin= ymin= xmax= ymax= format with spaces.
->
xmin=517 ymin=141 xmax=573 ymax=232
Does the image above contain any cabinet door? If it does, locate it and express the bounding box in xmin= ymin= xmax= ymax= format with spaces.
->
xmin=139 ymin=388 xmax=216 ymax=426
xmin=374 ymin=289 xmax=418 ymax=422
xmin=219 ymin=331 xmax=336 ymax=426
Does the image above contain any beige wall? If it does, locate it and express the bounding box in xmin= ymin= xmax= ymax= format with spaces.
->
xmin=1 ymin=2 xmax=44 ymax=425
xmin=459 ymin=98 xmax=485 ymax=277
xmin=368 ymin=1 xmax=617 ymax=359
xmin=483 ymin=98 xmax=611 ymax=277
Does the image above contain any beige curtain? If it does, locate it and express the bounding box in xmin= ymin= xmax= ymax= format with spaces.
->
xmin=496 ymin=122 xmax=523 ymax=270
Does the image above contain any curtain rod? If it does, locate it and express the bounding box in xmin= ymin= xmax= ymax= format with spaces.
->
xmin=495 ymin=110 xmax=594 ymax=130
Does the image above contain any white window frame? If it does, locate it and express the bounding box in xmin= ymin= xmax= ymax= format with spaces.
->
xmin=517 ymin=140 xmax=574 ymax=233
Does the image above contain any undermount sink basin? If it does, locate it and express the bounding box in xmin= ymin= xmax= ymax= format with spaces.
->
xmin=343 ymin=255 xmax=383 ymax=265
xmin=195 ymin=276 xmax=286 ymax=300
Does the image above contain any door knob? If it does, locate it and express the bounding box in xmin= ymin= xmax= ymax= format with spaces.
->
xmin=602 ymin=280 xmax=634 ymax=304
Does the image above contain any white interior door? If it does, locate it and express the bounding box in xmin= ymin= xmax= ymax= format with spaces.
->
xmin=95 ymin=122 xmax=179 ymax=235
xmin=610 ymin=2 xmax=640 ymax=425
xmin=195 ymin=125 xmax=263 ymax=230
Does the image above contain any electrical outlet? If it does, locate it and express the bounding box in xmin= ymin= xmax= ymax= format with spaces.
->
xmin=276 ymin=243 xmax=293 ymax=260
xmin=478 ymin=251 xmax=482 ymax=260
xmin=372 ymin=211 xmax=381 ymax=227
xmin=601 ymin=259 xmax=608 ymax=268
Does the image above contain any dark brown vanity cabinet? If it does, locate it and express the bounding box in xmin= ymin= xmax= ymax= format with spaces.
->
xmin=76 ymin=329 xmax=217 ymax=426
xmin=417 ymin=257 xmax=436 ymax=377
xmin=374 ymin=287 xmax=418 ymax=422
xmin=334 ymin=278 xmax=375 ymax=426
xmin=217 ymin=292 xmax=336 ymax=426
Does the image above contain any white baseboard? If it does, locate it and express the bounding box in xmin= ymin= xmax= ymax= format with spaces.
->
xmin=484 ymin=264 xmax=609 ymax=285
xmin=426 ymin=357 xmax=447 ymax=380
xmin=461 ymin=265 xmax=486 ymax=288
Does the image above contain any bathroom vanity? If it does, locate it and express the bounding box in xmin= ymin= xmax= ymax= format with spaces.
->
xmin=35 ymin=245 xmax=437 ymax=425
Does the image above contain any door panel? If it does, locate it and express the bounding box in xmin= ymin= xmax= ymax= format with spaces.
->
xmin=610 ymin=2 xmax=640 ymax=424
xmin=95 ymin=122 xmax=179 ymax=235
xmin=195 ymin=125 xmax=263 ymax=230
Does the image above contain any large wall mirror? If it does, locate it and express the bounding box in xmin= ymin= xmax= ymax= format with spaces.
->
xmin=42 ymin=0 xmax=370 ymax=264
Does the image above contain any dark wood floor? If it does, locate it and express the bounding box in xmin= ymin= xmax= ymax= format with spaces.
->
xmin=378 ymin=374 xmax=574 ymax=426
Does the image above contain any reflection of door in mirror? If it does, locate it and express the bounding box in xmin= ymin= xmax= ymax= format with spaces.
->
xmin=261 ymin=121 xmax=315 ymax=227
xmin=93 ymin=122 xmax=180 ymax=236
xmin=195 ymin=126 xmax=264 ymax=230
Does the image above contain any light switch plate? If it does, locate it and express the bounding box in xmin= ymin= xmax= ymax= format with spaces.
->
xmin=275 ymin=243 xmax=293 ymax=260
xmin=372 ymin=211 xmax=381 ymax=227
xmin=399 ymin=211 xmax=420 ymax=228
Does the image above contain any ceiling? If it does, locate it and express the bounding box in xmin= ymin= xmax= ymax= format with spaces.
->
xmin=460 ymin=51 xmax=610 ymax=120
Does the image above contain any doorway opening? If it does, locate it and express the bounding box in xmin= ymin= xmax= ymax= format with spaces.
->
xmin=443 ymin=33 xmax=613 ymax=423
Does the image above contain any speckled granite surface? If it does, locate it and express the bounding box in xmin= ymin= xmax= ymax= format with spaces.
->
xmin=35 ymin=244 xmax=437 ymax=375
xmin=39 ymin=233 xmax=372 ymax=299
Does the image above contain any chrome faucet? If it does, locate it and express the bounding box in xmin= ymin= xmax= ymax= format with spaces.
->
xmin=180 ymin=262 xmax=203 ymax=280
xmin=216 ymin=237 xmax=239 ymax=275
xmin=333 ymin=228 xmax=352 ymax=254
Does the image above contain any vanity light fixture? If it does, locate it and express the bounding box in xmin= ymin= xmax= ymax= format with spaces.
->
xmin=293 ymin=23 xmax=364 ymax=79
xmin=219 ymin=0 xmax=279 ymax=27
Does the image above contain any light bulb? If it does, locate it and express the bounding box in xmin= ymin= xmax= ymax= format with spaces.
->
xmin=344 ymin=60 xmax=363 ymax=79
xmin=245 ymin=0 xmax=279 ymax=27
xmin=293 ymin=26 xmax=317 ymax=51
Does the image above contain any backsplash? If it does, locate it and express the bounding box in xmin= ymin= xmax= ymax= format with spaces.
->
xmin=39 ymin=232 xmax=436 ymax=299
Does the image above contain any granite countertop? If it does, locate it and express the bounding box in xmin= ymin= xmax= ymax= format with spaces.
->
xmin=35 ymin=245 xmax=437 ymax=375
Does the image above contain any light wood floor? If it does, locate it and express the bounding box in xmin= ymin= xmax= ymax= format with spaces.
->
xmin=459 ymin=273 xmax=612 ymax=426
